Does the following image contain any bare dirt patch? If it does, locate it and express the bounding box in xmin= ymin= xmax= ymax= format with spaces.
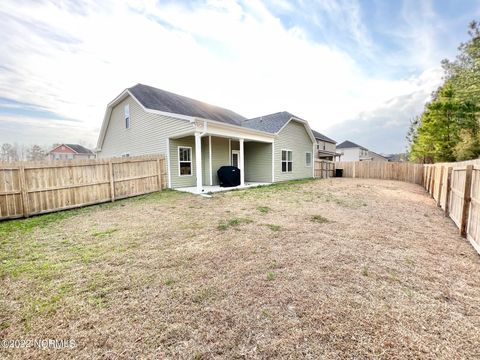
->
xmin=1 ymin=178 xmax=479 ymax=359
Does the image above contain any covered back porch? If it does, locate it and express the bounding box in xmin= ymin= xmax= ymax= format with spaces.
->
xmin=167 ymin=120 xmax=275 ymax=194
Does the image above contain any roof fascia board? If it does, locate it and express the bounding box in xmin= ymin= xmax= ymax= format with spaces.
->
xmin=49 ymin=143 xmax=78 ymax=154
xmin=194 ymin=118 xmax=276 ymax=138
xmin=195 ymin=120 xmax=274 ymax=142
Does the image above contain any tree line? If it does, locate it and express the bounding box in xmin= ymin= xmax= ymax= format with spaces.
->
xmin=408 ymin=21 xmax=480 ymax=163
xmin=0 ymin=143 xmax=51 ymax=162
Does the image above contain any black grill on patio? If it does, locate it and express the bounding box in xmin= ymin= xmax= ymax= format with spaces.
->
xmin=217 ymin=166 xmax=241 ymax=187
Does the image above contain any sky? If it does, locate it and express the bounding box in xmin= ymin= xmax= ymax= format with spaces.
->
xmin=0 ymin=0 xmax=479 ymax=154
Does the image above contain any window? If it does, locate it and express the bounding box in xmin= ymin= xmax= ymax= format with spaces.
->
xmin=178 ymin=147 xmax=192 ymax=176
xmin=305 ymin=152 xmax=312 ymax=167
xmin=121 ymin=152 xmax=130 ymax=158
xmin=124 ymin=104 xmax=130 ymax=129
xmin=281 ymin=150 xmax=292 ymax=173
xmin=317 ymin=144 xmax=320 ymax=150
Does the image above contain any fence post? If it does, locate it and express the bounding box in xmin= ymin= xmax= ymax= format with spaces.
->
xmin=460 ymin=165 xmax=473 ymax=237
xmin=430 ymin=166 xmax=436 ymax=196
xmin=109 ymin=160 xmax=115 ymax=202
xmin=437 ymin=166 xmax=444 ymax=207
xmin=425 ymin=166 xmax=430 ymax=192
xmin=423 ymin=166 xmax=427 ymax=188
xmin=18 ymin=165 xmax=30 ymax=218
xmin=156 ymin=157 xmax=162 ymax=190
xmin=445 ymin=167 xmax=453 ymax=217
xmin=353 ymin=162 xmax=356 ymax=178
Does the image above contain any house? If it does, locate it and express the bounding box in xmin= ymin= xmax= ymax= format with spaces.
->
xmin=96 ymin=84 xmax=316 ymax=193
xmin=48 ymin=144 xmax=95 ymax=160
xmin=337 ymin=140 xmax=388 ymax=162
xmin=311 ymin=130 xmax=340 ymax=161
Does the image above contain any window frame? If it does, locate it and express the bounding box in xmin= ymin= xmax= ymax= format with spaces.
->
xmin=178 ymin=146 xmax=192 ymax=176
xmin=281 ymin=149 xmax=293 ymax=173
xmin=124 ymin=104 xmax=130 ymax=129
xmin=305 ymin=151 xmax=312 ymax=167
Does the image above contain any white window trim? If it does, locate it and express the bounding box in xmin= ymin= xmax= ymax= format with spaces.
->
xmin=231 ymin=150 xmax=240 ymax=166
xmin=124 ymin=104 xmax=130 ymax=129
xmin=305 ymin=151 xmax=312 ymax=167
xmin=281 ymin=149 xmax=293 ymax=173
xmin=178 ymin=146 xmax=192 ymax=177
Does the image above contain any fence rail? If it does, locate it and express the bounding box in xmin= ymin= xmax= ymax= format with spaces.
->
xmin=0 ymin=155 xmax=166 ymax=220
xmin=314 ymin=160 xmax=335 ymax=178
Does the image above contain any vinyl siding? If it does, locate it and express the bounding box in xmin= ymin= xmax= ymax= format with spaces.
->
xmin=339 ymin=148 xmax=360 ymax=161
xmin=169 ymin=136 xmax=196 ymax=188
xmin=98 ymin=95 xmax=192 ymax=158
xmin=211 ymin=137 xmax=230 ymax=185
xmin=274 ymin=121 xmax=314 ymax=181
xmin=202 ymin=137 xmax=209 ymax=186
xmin=244 ymin=142 xmax=272 ymax=182
xmin=316 ymin=140 xmax=336 ymax=152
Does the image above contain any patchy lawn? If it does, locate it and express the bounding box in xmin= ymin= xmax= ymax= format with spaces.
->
xmin=0 ymin=178 xmax=479 ymax=359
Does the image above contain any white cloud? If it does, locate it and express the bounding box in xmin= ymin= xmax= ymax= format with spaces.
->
xmin=0 ymin=0 xmax=445 ymax=151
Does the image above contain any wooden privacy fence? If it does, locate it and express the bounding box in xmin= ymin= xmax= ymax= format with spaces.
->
xmin=314 ymin=160 xmax=335 ymax=178
xmin=424 ymin=160 xmax=480 ymax=254
xmin=336 ymin=161 xmax=424 ymax=184
xmin=0 ymin=155 xmax=166 ymax=220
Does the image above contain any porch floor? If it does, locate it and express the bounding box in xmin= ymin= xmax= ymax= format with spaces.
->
xmin=176 ymin=182 xmax=270 ymax=194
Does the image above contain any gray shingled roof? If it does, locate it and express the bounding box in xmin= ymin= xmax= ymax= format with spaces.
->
xmin=337 ymin=140 xmax=366 ymax=150
xmin=242 ymin=111 xmax=304 ymax=133
xmin=129 ymin=84 xmax=245 ymax=126
xmin=311 ymin=130 xmax=336 ymax=144
xmin=64 ymin=144 xmax=93 ymax=154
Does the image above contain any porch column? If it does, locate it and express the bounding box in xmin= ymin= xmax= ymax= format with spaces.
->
xmin=209 ymin=136 xmax=213 ymax=185
xmin=195 ymin=132 xmax=203 ymax=194
xmin=239 ymin=138 xmax=245 ymax=186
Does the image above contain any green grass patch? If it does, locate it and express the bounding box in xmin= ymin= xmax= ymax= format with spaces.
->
xmin=21 ymin=283 xmax=73 ymax=325
xmin=229 ymin=178 xmax=319 ymax=198
xmin=217 ymin=217 xmax=253 ymax=231
xmin=0 ymin=210 xmax=85 ymax=238
xmin=257 ymin=206 xmax=272 ymax=214
xmin=0 ymin=190 xmax=182 ymax=239
xmin=362 ymin=266 xmax=369 ymax=277
xmin=266 ymin=271 xmax=276 ymax=281
xmin=91 ymin=228 xmax=118 ymax=237
xmin=264 ymin=224 xmax=281 ymax=232
xmin=311 ymin=215 xmax=330 ymax=224
xmin=164 ymin=278 xmax=176 ymax=286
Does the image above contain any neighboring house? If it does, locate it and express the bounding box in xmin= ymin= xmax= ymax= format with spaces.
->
xmin=48 ymin=144 xmax=95 ymax=160
xmin=96 ymin=84 xmax=316 ymax=193
xmin=311 ymin=130 xmax=340 ymax=161
xmin=337 ymin=140 xmax=388 ymax=162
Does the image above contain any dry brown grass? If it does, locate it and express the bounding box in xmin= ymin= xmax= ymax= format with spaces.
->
xmin=1 ymin=178 xmax=479 ymax=359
